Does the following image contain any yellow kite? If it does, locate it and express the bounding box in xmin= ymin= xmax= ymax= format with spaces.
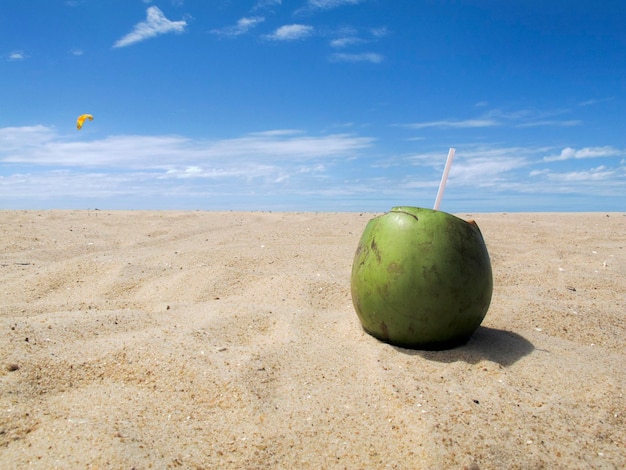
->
xmin=76 ymin=114 xmax=93 ymax=130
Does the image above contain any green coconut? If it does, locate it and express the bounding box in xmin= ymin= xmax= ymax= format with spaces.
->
xmin=351 ymin=206 xmax=493 ymax=350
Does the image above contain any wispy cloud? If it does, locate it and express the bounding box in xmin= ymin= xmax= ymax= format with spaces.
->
xmin=329 ymin=26 xmax=388 ymax=49
xmin=448 ymin=155 xmax=529 ymax=187
xmin=402 ymin=119 xmax=499 ymax=129
xmin=295 ymin=0 xmax=364 ymax=16
xmin=402 ymin=144 xmax=626 ymax=201
xmin=0 ymin=126 xmax=373 ymax=168
xmin=2 ymin=126 xmax=624 ymax=211
xmin=6 ymin=50 xmax=27 ymax=61
xmin=253 ymin=0 xmax=282 ymax=11
xmin=543 ymin=146 xmax=623 ymax=162
xmin=578 ymin=97 xmax=613 ymax=107
xmin=330 ymin=36 xmax=365 ymax=48
xmin=399 ymin=108 xmax=583 ymax=130
xmin=327 ymin=25 xmax=387 ymax=63
xmin=0 ymin=125 xmax=56 ymax=151
xmin=370 ymin=27 xmax=389 ymax=38
xmin=405 ymin=145 xmax=535 ymax=185
xmin=531 ymin=166 xmax=617 ymax=183
xmin=516 ymin=120 xmax=582 ymax=128
xmin=113 ymin=6 xmax=187 ymax=48
xmin=0 ymin=126 xmax=375 ymax=209
xmin=211 ymin=17 xmax=265 ymax=37
xmin=306 ymin=0 xmax=364 ymax=10
xmin=330 ymin=52 xmax=383 ymax=63
xmin=494 ymin=108 xmax=582 ymax=128
xmin=264 ymin=24 xmax=314 ymax=41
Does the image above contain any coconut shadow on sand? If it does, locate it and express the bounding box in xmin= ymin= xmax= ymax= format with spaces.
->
xmin=393 ymin=327 xmax=534 ymax=367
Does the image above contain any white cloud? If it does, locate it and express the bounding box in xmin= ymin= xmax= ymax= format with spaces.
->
xmin=449 ymin=156 xmax=529 ymax=187
xmin=211 ymin=16 xmax=265 ymax=37
xmin=543 ymin=146 xmax=623 ymax=162
xmin=0 ymin=126 xmax=375 ymax=209
xmin=399 ymin=107 xmax=584 ymax=130
xmin=329 ymin=36 xmax=365 ymax=48
xmin=406 ymin=146 xmax=534 ymax=187
xmin=2 ymin=126 xmax=623 ymax=211
xmin=294 ymin=0 xmax=364 ymax=16
xmin=7 ymin=50 xmax=27 ymax=61
xmin=264 ymin=24 xmax=314 ymax=41
xmin=248 ymin=129 xmax=302 ymax=137
xmin=0 ymin=125 xmax=56 ymax=151
xmin=578 ymin=97 xmax=613 ymax=107
xmin=306 ymin=0 xmax=363 ymax=9
xmin=330 ymin=52 xmax=383 ymax=63
xmin=399 ymin=144 xmax=626 ymax=203
xmin=491 ymin=108 xmax=582 ymax=128
xmin=516 ymin=120 xmax=582 ymax=128
xmin=531 ymin=166 xmax=617 ymax=183
xmin=0 ymin=126 xmax=373 ymax=169
xmin=370 ymin=27 xmax=389 ymax=38
xmin=529 ymin=169 xmax=550 ymax=177
xmin=113 ymin=6 xmax=187 ymax=48
xmin=402 ymin=119 xmax=499 ymax=129
xmin=200 ymin=131 xmax=372 ymax=161
xmin=329 ymin=24 xmax=388 ymax=49
xmin=253 ymin=0 xmax=282 ymax=10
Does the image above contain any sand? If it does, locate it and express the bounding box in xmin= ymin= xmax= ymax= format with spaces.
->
xmin=0 ymin=210 xmax=624 ymax=469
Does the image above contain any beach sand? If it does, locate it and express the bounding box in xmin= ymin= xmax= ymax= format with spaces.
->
xmin=1 ymin=210 xmax=624 ymax=469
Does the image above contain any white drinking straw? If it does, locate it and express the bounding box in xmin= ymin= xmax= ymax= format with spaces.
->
xmin=433 ymin=147 xmax=456 ymax=211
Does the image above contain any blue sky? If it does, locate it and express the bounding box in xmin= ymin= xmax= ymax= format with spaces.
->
xmin=1 ymin=0 xmax=625 ymax=212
